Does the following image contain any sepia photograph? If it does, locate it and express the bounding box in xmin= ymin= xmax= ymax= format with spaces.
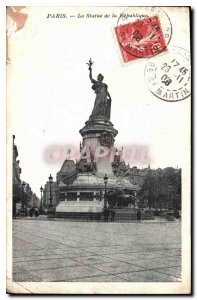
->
xmin=6 ymin=6 xmax=191 ymax=294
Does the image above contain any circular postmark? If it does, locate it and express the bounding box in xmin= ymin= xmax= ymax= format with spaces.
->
xmin=115 ymin=7 xmax=172 ymax=60
xmin=145 ymin=46 xmax=191 ymax=102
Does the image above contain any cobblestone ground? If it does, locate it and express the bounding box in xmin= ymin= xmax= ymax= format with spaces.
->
xmin=12 ymin=218 xmax=181 ymax=282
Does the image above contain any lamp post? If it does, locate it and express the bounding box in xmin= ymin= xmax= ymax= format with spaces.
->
xmin=103 ymin=174 xmax=108 ymax=209
xmin=47 ymin=174 xmax=54 ymax=218
xmin=133 ymin=191 xmax=137 ymax=208
xmin=166 ymin=184 xmax=175 ymax=221
xmin=40 ymin=186 xmax=43 ymax=213
xmin=21 ymin=181 xmax=26 ymax=210
xmin=48 ymin=174 xmax=53 ymax=208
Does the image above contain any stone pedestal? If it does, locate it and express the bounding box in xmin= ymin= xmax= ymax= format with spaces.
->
xmin=79 ymin=119 xmax=118 ymax=178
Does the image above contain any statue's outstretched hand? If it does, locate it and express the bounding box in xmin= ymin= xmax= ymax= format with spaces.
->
xmin=86 ymin=58 xmax=94 ymax=70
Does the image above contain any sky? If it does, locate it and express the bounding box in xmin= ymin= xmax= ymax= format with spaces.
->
xmin=7 ymin=6 xmax=190 ymax=196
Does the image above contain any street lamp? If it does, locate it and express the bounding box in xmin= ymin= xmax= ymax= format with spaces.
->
xmin=48 ymin=174 xmax=53 ymax=208
xmin=133 ymin=191 xmax=136 ymax=208
xmin=40 ymin=186 xmax=43 ymax=213
xmin=103 ymin=174 xmax=108 ymax=209
xmin=167 ymin=184 xmax=175 ymax=221
xmin=22 ymin=181 xmax=26 ymax=210
xmin=47 ymin=174 xmax=55 ymax=218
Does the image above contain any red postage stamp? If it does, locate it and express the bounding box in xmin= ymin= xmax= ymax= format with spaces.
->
xmin=114 ymin=16 xmax=168 ymax=63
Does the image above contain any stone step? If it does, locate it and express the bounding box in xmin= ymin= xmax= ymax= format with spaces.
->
xmin=54 ymin=211 xmax=155 ymax=221
xmin=55 ymin=212 xmax=102 ymax=220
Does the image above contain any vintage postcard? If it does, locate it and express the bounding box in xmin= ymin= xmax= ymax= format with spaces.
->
xmin=6 ymin=6 xmax=191 ymax=294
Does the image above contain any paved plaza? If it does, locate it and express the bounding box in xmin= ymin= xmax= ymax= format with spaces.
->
xmin=12 ymin=218 xmax=181 ymax=282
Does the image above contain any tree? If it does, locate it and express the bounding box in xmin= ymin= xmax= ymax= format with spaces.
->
xmin=138 ymin=167 xmax=181 ymax=210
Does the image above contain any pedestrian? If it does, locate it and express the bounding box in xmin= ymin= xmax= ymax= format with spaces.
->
xmin=90 ymin=213 xmax=93 ymax=221
xmin=13 ymin=202 xmax=16 ymax=219
xmin=103 ymin=208 xmax=109 ymax=222
xmin=136 ymin=209 xmax=141 ymax=222
xmin=110 ymin=210 xmax=115 ymax=222
xmin=29 ymin=208 xmax=33 ymax=217
xmin=34 ymin=209 xmax=39 ymax=217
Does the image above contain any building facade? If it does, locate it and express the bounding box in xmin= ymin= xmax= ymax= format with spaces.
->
xmin=42 ymin=181 xmax=58 ymax=209
xmin=129 ymin=166 xmax=150 ymax=187
xmin=13 ymin=135 xmax=39 ymax=216
xmin=13 ymin=136 xmax=22 ymax=215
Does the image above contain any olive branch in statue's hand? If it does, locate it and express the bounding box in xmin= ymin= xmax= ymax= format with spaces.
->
xmin=86 ymin=58 xmax=94 ymax=70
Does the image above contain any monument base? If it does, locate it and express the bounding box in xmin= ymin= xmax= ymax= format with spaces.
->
xmin=55 ymin=200 xmax=103 ymax=220
xmin=56 ymin=200 xmax=103 ymax=213
xmin=112 ymin=207 xmax=155 ymax=221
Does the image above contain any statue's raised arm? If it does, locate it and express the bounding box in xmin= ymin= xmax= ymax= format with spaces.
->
xmin=86 ymin=58 xmax=96 ymax=83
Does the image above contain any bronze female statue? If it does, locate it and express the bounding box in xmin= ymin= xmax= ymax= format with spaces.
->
xmin=87 ymin=58 xmax=111 ymax=121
